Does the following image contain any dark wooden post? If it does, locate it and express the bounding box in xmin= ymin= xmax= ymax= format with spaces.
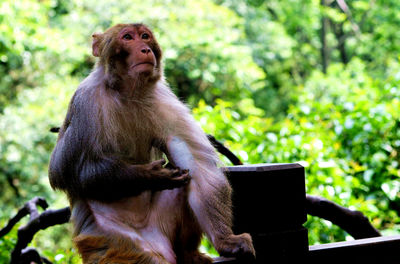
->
xmin=216 ymin=163 xmax=308 ymax=263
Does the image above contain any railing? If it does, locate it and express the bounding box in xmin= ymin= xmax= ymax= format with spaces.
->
xmin=3 ymin=163 xmax=400 ymax=263
xmin=214 ymin=163 xmax=400 ymax=263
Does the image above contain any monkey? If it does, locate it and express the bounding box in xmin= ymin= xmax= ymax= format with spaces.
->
xmin=49 ymin=23 xmax=255 ymax=264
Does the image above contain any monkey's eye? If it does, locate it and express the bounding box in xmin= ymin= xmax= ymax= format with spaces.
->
xmin=141 ymin=33 xmax=150 ymax=40
xmin=122 ymin=33 xmax=133 ymax=40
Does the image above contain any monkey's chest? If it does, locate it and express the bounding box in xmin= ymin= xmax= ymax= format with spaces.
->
xmin=113 ymin=129 xmax=161 ymax=164
xmin=114 ymin=139 xmax=158 ymax=165
xmin=100 ymin=106 xmax=163 ymax=164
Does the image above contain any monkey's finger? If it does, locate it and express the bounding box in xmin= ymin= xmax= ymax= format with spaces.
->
xmin=174 ymin=172 xmax=191 ymax=183
xmin=170 ymin=168 xmax=181 ymax=177
xmin=171 ymin=168 xmax=190 ymax=178
xmin=151 ymin=159 xmax=166 ymax=169
xmin=162 ymin=174 xmax=191 ymax=190
xmin=179 ymin=169 xmax=190 ymax=178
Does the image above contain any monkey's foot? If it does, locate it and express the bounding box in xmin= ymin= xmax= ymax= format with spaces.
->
xmin=216 ymin=233 xmax=256 ymax=260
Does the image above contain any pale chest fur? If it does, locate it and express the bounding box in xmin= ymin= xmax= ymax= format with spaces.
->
xmin=96 ymin=96 xmax=167 ymax=164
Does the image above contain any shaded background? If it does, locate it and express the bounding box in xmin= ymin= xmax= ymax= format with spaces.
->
xmin=0 ymin=0 xmax=399 ymax=262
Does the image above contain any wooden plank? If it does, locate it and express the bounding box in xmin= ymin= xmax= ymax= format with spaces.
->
xmin=226 ymin=163 xmax=303 ymax=172
xmin=310 ymin=235 xmax=400 ymax=251
xmin=308 ymin=235 xmax=400 ymax=263
xmin=212 ymin=228 xmax=309 ymax=263
xmin=252 ymin=227 xmax=308 ymax=263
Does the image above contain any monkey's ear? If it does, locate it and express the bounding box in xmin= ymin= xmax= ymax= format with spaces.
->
xmin=92 ymin=33 xmax=102 ymax=57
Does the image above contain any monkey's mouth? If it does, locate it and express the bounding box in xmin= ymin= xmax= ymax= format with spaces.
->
xmin=132 ymin=62 xmax=155 ymax=69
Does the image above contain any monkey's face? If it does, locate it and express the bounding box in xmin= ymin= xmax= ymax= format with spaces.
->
xmin=118 ymin=26 xmax=158 ymax=77
xmin=93 ymin=24 xmax=163 ymax=88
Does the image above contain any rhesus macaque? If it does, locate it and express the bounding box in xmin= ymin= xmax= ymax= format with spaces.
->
xmin=49 ymin=23 xmax=255 ymax=264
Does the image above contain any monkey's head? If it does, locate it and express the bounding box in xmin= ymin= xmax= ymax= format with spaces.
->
xmin=92 ymin=23 xmax=163 ymax=91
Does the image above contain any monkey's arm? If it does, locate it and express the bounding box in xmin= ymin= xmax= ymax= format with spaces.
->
xmin=49 ymin=103 xmax=189 ymax=202
xmin=78 ymin=156 xmax=189 ymax=201
xmin=50 ymin=131 xmax=189 ymax=201
xmin=164 ymin=136 xmax=196 ymax=174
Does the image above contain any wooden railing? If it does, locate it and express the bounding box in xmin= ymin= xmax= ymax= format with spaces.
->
xmin=214 ymin=163 xmax=400 ymax=263
xmin=2 ymin=162 xmax=400 ymax=263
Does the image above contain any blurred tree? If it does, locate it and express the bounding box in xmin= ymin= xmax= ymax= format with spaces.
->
xmin=0 ymin=0 xmax=399 ymax=261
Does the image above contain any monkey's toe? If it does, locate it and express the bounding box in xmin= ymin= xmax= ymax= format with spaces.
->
xmin=216 ymin=233 xmax=255 ymax=260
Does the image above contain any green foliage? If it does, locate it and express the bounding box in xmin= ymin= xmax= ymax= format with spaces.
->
xmin=0 ymin=224 xmax=17 ymax=263
xmin=194 ymin=59 xmax=400 ymax=244
xmin=1 ymin=0 xmax=400 ymax=259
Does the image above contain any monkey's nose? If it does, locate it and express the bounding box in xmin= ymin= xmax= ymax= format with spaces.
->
xmin=141 ymin=48 xmax=151 ymax=54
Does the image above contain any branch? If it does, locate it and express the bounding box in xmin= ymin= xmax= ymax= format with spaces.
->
xmin=0 ymin=168 xmax=21 ymax=198
xmin=0 ymin=197 xmax=48 ymax=238
xmin=20 ymin=247 xmax=53 ymax=264
xmin=331 ymin=22 xmax=349 ymax=64
xmin=207 ymin=135 xmax=243 ymax=165
xmin=320 ymin=0 xmax=329 ymax=73
xmin=8 ymin=202 xmax=70 ymax=264
xmin=5 ymin=173 xmax=21 ymax=198
xmin=306 ymin=195 xmax=381 ymax=239
xmin=49 ymin=127 xmax=60 ymax=133
xmin=335 ymin=0 xmax=361 ymax=36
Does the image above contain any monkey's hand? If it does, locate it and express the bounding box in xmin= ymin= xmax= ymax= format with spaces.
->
xmin=143 ymin=159 xmax=191 ymax=191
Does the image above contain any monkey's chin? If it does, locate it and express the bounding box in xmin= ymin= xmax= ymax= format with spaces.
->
xmin=127 ymin=69 xmax=160 ymax=89
xmin=131 ymin=63 xmax=154 ymax=74
xmin=129 ymin=69 xmax=154 ymax=81
xmin=130 ymin=65 xmax=160 ymax=77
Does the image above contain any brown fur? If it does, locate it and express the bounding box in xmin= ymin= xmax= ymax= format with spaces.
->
xmin=49 ymin=23 xmax=255 ymax=264
xmin=74 ymin=235 xmax=168 ymax=264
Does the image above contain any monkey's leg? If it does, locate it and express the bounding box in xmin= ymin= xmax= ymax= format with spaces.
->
xmin=188 ymin=180 xmax=254 ymax=258
xmin=74 ymin=233 xmax=172 ymax=264
xmin=166 ymin=136 xmax=255 ymax=259
xmin=72 ymin=203 xmax=173 ymax=264
xmin=175 ymin=202 xmax=212 ymax=264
